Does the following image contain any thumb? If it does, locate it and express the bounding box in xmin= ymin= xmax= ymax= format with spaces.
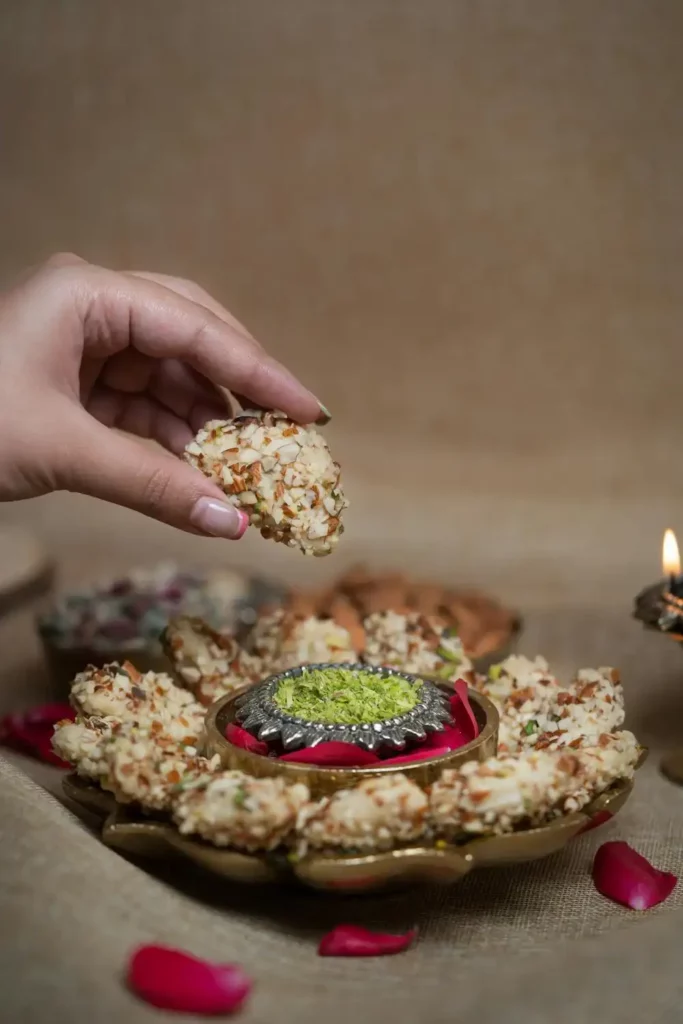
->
xmin=59 ymin=416 xmax=249 ymax=539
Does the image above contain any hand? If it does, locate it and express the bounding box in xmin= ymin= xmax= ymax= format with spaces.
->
xmin=0 ymin=253 xmax=329 ymax=538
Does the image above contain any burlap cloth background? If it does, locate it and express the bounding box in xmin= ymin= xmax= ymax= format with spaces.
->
xmin=3 ymin=2 xmax=683 ymax=1021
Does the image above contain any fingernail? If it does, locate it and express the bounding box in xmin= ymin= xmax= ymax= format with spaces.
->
xmin=191 ymin=498 xmax=249 ymax=539
xmin=316 ymin=401 xmax=332 ymax=425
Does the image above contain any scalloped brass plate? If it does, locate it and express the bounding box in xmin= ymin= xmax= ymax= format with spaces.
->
xmin=63 ymin=758 xmax=643 ymax=894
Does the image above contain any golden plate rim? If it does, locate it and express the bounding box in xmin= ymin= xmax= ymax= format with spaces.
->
xmin=203 ymin=685 xmax=501 ymax=797
xmin=62 ymin=752 xmax=645 ymax=894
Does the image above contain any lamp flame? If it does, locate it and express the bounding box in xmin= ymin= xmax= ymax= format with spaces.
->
xmin=663 ymin=529 xmax=680 ymax=578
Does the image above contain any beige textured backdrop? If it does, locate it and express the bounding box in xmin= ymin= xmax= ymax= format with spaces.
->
xmin=1 ymin=2 xmax=683 ymax=1022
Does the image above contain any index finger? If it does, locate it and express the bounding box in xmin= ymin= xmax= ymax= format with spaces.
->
xmin=79 ymin=265 xmax=327 ymax=425
xmin=124 ymin=270 xmax=257 ymax=342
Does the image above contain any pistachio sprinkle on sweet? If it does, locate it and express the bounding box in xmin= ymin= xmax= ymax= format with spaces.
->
xmin=273 ymin=667 xmax=421 ymax=724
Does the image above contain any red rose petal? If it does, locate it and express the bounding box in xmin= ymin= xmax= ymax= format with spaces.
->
xmin=419 ymin=689 xmax=477 ymax=753
xmin=379 ymin=746 xmax=452 ymax=766
xmin=593 ymin=841 xmax=677 ymax=910
xmin=0 ymin=703 xmax=74 ymax=768
xmin=318 ymin=925 xmax=417 ymax=957
xmin=279 ymin=742 xmax=381 ymax=766
xmin=37 ymin=738 xmax=72 ymax=769
xmin=127 ymin=944 xmax=253 ymax=1015
xmin=225 ymin=723 xmax=269 ymax=757
xmin=422 ymin=723 xmax=472 ymax=751
xmin=232 ymin=682 xmax=481 ymax=769
xmin=24 ymin=703 xmax=75 ymax=726
xmin=453 ymin=679 xmax=479 ymax=738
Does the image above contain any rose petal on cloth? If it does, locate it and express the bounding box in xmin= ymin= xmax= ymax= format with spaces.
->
xmin=225 ymin=723 xmax=269 ymax=757
xmin=0 ymin=703 xmax=75 ymax=768
xmin=593 ymin=841 xmax=677 ymax=910
xmin=380 ymin=746 xmax=452 ymax=766
xmin=279 ymin=742 xmax=381 ymax=766
xmin=127 ymin=945 xmax=253 ymax=1015
xmin=318 ymin=925 xmax=417 ymax=957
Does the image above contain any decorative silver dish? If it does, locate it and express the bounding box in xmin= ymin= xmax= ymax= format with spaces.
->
xmin=234 ymin=662 xmax=452 ymax=752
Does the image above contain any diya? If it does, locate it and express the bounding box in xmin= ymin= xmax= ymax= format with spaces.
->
xmin=633 ymin=528 xmax=683 ymax=784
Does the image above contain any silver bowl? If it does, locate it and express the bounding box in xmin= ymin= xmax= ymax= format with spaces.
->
xmin=234 ymin=661 xmax=451 ymax=752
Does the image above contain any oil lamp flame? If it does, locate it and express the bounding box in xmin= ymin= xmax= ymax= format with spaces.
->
xmin=663 ymin=529 xmax=680 ymax=579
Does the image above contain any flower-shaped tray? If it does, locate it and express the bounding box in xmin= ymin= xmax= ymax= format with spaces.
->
xmin=62 ymin=761 xmax=643 ymax=894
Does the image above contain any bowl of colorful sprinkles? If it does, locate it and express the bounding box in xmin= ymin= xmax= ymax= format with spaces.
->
xmin=37 ymin=564 xmax=284 ymax=690
xmin=55 ymin=649 xmax=646 ymax=893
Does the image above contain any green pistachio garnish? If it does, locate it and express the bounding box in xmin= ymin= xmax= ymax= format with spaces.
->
xmin=524 ymin=720 xmax=539 ymax=735
xmin=273 ymin=667 xmax=421 ymax=724
xmin=436 ymin=644 xmax=461 ymax=663
xmin=171 ymin=776 xmax=208 ymax=794
xmin=488 ymin=664 xmax=503 ymax=680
